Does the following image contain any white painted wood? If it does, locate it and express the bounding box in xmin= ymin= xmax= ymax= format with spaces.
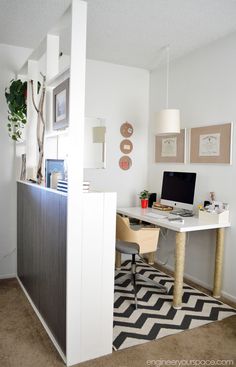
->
xmin=79 ymin=192 xmax=116 ymax=361
xmin=66 ymin=0 xmax=87 ymax=366
xmin=100 ymin=192 xmax=117 ymax=355
xmin=46 ymin=34 xmax=59 ymax=80
xmin=117 ymin=207 xmax=231 ymax=232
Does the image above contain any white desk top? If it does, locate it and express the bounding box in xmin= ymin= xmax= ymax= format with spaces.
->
xmin=117 ymin=207 xmax=231 ymax=233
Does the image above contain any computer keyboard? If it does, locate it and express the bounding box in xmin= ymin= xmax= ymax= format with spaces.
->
xmin=144 ymin=212 xmax=167 ymax=220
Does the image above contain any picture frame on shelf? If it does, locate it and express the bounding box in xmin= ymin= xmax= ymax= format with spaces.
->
xmin=190 ymin=122 xmax=232 ymax=164
xmin=155 ymin=128 xmax=186 ymax=163
xmin=53 ymin=78 xmax=69 ymax=130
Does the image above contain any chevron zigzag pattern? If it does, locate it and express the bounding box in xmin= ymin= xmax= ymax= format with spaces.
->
xmin=113 ymin=260 xmax=236 ymax=351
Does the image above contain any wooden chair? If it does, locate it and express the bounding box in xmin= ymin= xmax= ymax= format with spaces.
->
xmin=115 ymin=214 xmax=167 ymax=309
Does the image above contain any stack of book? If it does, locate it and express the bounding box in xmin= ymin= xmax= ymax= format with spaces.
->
xmin=152 ymin=202 xmax=173 ymax=211
xmin=83 ymin=181 xmax=90 ymax=193
xmin=57 ymin=180 xmax=91 ymax=193
xmin=57 ymin=179 xmax=68 ymax=193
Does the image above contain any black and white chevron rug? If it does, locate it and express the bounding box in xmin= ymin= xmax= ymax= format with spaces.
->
xmin=113 ymin=260 xmax=236 ymax=351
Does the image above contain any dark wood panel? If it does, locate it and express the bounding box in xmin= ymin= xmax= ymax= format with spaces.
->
xmin=17 ymin=184 xmax=41 ymax=309
xmin=40 ymin=190 xmax=67 ymax=353
xmin=17 ymin=183 xmax=67 ymax=354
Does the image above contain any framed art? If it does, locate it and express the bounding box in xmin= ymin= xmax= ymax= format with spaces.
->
xmin=53 ymin=78 xmax=69 ymax=130
xmin=119 ymin=156 xmax=132 ymax=170
xmin=120 ymin=122 xmax=134 ymax=137
xmin=190 ymin=122 xmax=232 ymax=164
xmin=120 ymin=139 xmax=133 ymax=154
xmin=155 ymin=129 xmax=186 ymax=163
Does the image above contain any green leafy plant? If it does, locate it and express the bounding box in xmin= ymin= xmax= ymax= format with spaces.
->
xmin=139 ymin=190 xmax=149 ymax=199
xmin=5 ymin=79 xmax=27 ymax=141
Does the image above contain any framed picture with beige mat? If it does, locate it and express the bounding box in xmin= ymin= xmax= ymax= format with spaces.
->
xmin=190 ymin=122 xmax=233 ymax=164
xmin=155 ymin=129 xmax=186 ymax=163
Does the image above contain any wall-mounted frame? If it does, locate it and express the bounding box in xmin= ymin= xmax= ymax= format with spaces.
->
xmin=190 ymin=122 xmax=232 ymax=164
xmin=53 ymin=78 xmax=69 ymax=130
xmin=155 ymin=129 xmax=186 ymax=163
xmin=120 ymin=122 xmax=134 ymax=138
xmin=120 ymin=139 xmax=133 ymax=154
xmin=119 ymin=156 xmax=132 ymax=170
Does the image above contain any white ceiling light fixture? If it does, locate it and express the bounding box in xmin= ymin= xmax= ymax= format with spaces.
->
xmin=156 ymin=46 xmax=180 ymax=135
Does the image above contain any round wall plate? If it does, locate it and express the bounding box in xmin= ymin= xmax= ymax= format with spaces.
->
xmin=119 ymin=156 xmax=132 ymax=170
xmin=120 ymin=122 xmax=134 ymax=138
xmin=120 ymin=139 xmax=133 ymax=154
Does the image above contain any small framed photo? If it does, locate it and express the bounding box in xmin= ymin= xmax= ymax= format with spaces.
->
xmin=155 ymin=129 xmax=186 ymax=163
xmin=53 ymin=78 xmax=69 ymax=130
xmin=190 ymin=122 xmax=232 ymax=164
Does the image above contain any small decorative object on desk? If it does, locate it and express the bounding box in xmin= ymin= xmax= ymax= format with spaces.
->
xmin=198 ymin=208 xmax=229 ymax=224
xmin=139 ymin=190 xmax=149 ymax=208
xmin=152 ymin=202 xmax=173 ymax=211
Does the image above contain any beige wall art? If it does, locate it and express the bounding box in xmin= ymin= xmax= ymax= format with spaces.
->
xmin=155 ymin=129 xmax=186 ymax=163
xmin=190 ymin=123 xmax=232 ymax=164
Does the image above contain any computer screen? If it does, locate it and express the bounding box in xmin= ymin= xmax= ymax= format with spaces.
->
xmin=160 ymin=171 xmax=197 ymax=211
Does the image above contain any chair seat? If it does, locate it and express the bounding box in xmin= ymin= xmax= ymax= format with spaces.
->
xmin=116 ymin=240 xmax=139 ymax=255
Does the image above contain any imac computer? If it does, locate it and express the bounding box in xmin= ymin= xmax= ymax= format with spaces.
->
xmin=160 ymin=171 xmax=197 ymax=215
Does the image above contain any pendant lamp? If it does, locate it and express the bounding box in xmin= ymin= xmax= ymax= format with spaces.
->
xmin=156 ymin=46 xmax=180 ymax=135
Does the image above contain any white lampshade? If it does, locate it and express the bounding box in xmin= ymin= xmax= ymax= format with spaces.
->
xmin=156 ymin=109 xmax=180 ymax=135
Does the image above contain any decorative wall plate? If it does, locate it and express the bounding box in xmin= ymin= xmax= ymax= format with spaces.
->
xmin=119 ymin=156 xmax=132 ymax=170
xmin=120 ymin=139 xmax=133 ymax=154
xmin=120 ymin=122 xmax=134 ymax=138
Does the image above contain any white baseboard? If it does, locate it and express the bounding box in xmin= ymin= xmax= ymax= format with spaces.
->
xmin=221 ymin=291 xmax=236 ymax=303
xmin=156 ymin=261 xmax=236 ymax=304
xmin=17 ymin=276 xmax=66 ymax=364
xmin=0 ymin=273 xmax=16 ymax=280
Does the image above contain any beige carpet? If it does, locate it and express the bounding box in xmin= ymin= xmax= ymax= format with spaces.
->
xmin=0 ymin=278 xmax=236 ymax=367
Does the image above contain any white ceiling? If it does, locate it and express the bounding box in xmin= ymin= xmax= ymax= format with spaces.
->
xmin=1 ymin=0 xmax=236 ymax=69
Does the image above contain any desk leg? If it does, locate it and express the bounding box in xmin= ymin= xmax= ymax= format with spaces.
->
xmin=115 ymin=250 xmax=121 ymax=268
xmin=173 ymin=232 xmax=186 ymax=309
xmin=213 ymin=228 xmax=225 ymax=298
xmin=147 ymin=252 xmax=155 ymax=264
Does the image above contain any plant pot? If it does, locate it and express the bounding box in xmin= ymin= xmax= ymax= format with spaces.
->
xmin=141 ymin=199 xmax=148 ymax=208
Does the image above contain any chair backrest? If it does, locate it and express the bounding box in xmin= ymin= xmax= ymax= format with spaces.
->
xmin=116 ymin=214 xmax=133 ymax=242
xmin=116 ymin=214 xmax=160 ymax=254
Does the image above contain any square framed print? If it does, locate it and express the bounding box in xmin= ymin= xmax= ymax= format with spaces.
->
xmin=53 ymin=78 xmax=69 ymax=130
xmin=155 ymin=129 xmax=186 ymax=163
xmin=190 ymin=122 xmax=232 ymax=164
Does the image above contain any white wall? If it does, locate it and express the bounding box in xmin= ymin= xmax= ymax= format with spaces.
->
xmin=84 ymin=60 xmax=149 ymax=207
xmin=0 ymin=44 xmax=31 ymax=278
xmin=148 ymin=32 xmax=236 ymax=300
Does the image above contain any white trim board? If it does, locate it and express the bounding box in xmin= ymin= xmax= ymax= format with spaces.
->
xmin=17 ymin=276 xmax=66 ymax=364
xmin=0 ymin=273 xmax=16 ymax=280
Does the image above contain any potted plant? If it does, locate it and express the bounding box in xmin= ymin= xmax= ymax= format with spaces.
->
xmin=5 ymin=79 xmax=27 ymax=141
xmin=139 ymin=190 xmax=149 ymax=208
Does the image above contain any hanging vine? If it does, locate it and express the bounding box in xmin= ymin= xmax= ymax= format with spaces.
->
xmin=5 ymin=79 xmax=27 ymax=141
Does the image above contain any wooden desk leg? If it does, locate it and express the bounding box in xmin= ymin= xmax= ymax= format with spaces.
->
xmin=115 ymin=250 xmax=121 ymax=269
xmin=147 ymin=252 xmax=155 ymax=264
xmin=173 ymin=232 xmax=186 ymax=309
xmin=213 ymin=228 xmax=225 ymax=298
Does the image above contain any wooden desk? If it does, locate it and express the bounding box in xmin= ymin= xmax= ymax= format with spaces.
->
xmin=117 ymin=207 xmax=230 ymax=309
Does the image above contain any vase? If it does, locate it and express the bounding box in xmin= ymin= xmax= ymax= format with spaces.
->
xmin=141 ymin=199 xmax=148 ymax=208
